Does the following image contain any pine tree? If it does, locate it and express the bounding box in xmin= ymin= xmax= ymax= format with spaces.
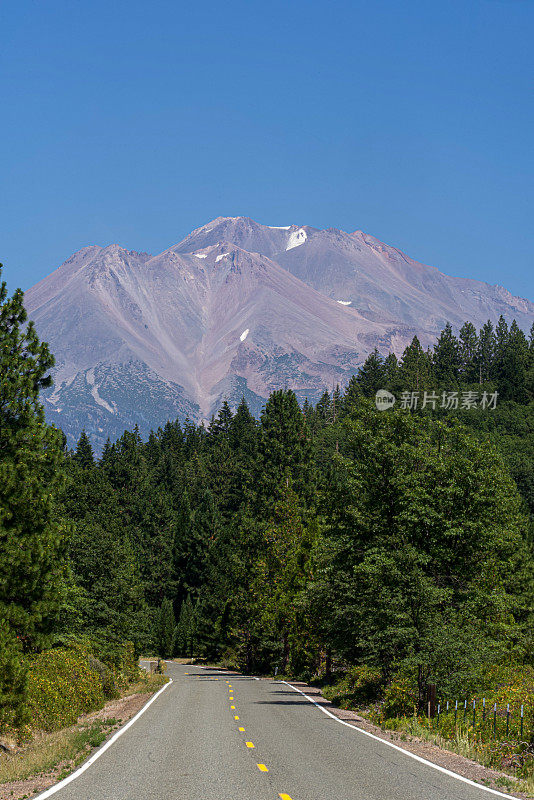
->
xmin=100 ymin=438 xmax=114 ymax=469
xmin=173 ymin=489 xmax=211 ymax=606
xmin=259 ymin=390 xmax=313 ymax=504
xmin=492 ymin=315 xmax=510 ymax=383
xmin=0 ymin=618 xmax=26 ymax=729
xmin=155 ymin=597 xmax=175 ymax=658
xmin=225 ymin=398 xmax=260 ymax=513
xmin=476 ymin=320 xmax=496 ymax=384
xmin=384 ymin=352 xmax=398 ymax=385
xmin=62 ymin=462 xmax=147 ymax=648
xmin=160 ymin=420 xmax=184 ymax=456
xmin=332 ymin=385 xmax=342 ymax=422
xmin=145 ymin=430 xmax=161 ymax=466
xmin=433 ymin=323 xmax=460 ymax=385
xmin=356 ymin=349 xmax=387 ymax=397
xmin=138 ymin=485 xmax=177 ymax=607
xmin=313 ymin=406 xmax=524 ymax=689
xmin=458 ymin=322 xmax=479 ymax=382
xmin=342 ymin=375 xmax=362 ymax=414
xmin=174 ymin=595 xmax=196 ymax=658
xmin=0 ymin=269 xmax=67 ymax=651
xmin=497 ymin=320 xmax=531 ymax=401
xmin=209 ymin=401 xmax=233 ymax=438
xmin=229 ymin=398 xmax=258 ymax=453
xmin=315 ymin=390 xmax=331 ymax=422
xmin=252 ymin=481 xmax=314 ymax=672
xmin=495 ymin=315 xmax=510 ymax=355
xmin=74 ymin=430 xmax=94 ymax=469
xmin=398 ymin=336 xmax=433 ymax=391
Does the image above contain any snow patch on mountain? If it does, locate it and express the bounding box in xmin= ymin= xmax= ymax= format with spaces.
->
xmin=286 ymin=228 xmax=307 ymax=250
xmin=268 ymin=225 xmax=291 ymax=230
xmin=86 ymin=368 xmax=115 ymax=414
xmin=24 ymin=214 xmax=534 ymax=454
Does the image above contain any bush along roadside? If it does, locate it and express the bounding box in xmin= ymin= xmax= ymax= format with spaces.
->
xmin=26 ymin=648 xmax=109 ymax=733
xmin=0 ymin=639 xmax=141 ymax=746
xmin=0 ymin=645 xmax=167 ymax=798
xmin=319 ymin=664 xmax=534 ymax=795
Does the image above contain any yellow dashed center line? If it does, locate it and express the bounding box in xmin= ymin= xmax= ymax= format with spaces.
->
xmin=212 ymin=674 xmax=289 ymax=798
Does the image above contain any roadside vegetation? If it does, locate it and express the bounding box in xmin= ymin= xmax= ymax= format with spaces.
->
xmin=0 ymin=262 xmax=533 ymax=790
xmin=0 ymin=267 xmax=166 ymax=795
xmin=0 ymin=718 xmax=118 ymax=786
xmin=0 ymin=668 xmax=166 ymax=792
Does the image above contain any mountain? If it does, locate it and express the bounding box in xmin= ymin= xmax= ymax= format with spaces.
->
xmin=176 ymin=217 xmax=534 ymax=330
xmin=24 ymin=217 xmax=534 ymax=450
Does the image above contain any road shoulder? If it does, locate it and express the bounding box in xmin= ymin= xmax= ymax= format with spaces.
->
xmin=282 ymin=680 xmax=527 ymax=800
xmin=0 ymin=675 xmax=168 ymax=800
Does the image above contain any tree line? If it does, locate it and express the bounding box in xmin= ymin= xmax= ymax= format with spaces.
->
xmin=0 ymin=264 xmax=533 ymax=726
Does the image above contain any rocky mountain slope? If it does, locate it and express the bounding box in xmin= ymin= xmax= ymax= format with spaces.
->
xmin=24 ymin=216 xmax=534 ymax=449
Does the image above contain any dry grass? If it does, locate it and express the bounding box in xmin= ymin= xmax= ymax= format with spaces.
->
xmin=392 ymin=718 xmax=487 ymax=762
xmin=518 ymin=774 xmax=534 ymax=797
xmin=382 ymin=717 xmax=532 ymax=797
xmin=128 ymin=672 xmax=168 ymax=695
xmin=0 ymin=719 xmax=117 ymax=785
xmin=0 ymin=672 xmax=168 ymax=792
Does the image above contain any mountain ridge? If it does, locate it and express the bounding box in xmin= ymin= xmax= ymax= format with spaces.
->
xmin=24 ymin=216 xmax=534 ymax=450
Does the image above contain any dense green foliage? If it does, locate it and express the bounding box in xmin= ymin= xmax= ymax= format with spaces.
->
xmin=26 ymin=648 xmax=106 ymax=731
xmin=0 ymin=267 xmax=67 ymax=728
xmin=0 ymin=261 xmax=532 ymax=752
xmin=57 ymin=316 xmax=533 ymax=707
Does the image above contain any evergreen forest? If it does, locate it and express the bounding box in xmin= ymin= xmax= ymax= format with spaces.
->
xmin=1 ymin=266 xmax=534 ymax=733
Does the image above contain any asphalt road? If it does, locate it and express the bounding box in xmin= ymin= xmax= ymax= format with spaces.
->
xmin=44 ymin=663 xmax=517 ymax=800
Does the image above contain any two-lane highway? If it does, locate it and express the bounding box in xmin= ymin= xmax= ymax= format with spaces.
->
xmin=40 ymin=663 xmax=518 ymax=800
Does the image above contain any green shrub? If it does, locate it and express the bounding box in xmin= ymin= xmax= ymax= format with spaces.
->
xmin=53 ymin=633 xmax=139 ymax=686
xmin=87 ymin=654 xmax=119 ymax=700
xmin=26 ymin=648 xmax=105 ymax=731
xmin=374 ymin=673 xmax=418 ymax=721
xmin=323 ymin=665 xmax=383 ymax=709
xmin=472 ymin=663 xmax=534 ymax=717
xmin=96 ymin=639 xmax=138 ymax=684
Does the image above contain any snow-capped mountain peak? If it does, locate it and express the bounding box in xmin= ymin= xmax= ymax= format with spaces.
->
xmin=24 ymin=216 xmax=534 ymax=451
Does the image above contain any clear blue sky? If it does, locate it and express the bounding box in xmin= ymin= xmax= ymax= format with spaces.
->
xmin=1 ymin=0 xmax=533 ymax=299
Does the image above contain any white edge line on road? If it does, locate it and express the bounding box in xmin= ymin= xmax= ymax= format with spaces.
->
xmin=281 ymin=681 xmax=519 ymax=800
xmin=33 ymin=678 xmax=173 ymax=800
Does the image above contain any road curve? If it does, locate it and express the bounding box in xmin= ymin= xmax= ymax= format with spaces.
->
xmin=39 ymin=663 xmax=518 ymax=800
